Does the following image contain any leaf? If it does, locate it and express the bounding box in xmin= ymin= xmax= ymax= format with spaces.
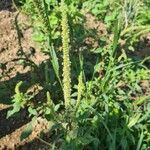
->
xmin=32 ymin=32 xmax=45 ymax=42
xmin=67 ymin=129 xmax=78 ymax=141
xmin=112 ymin=18 xmax=121 ymax=55
xmin=118 ymin=49 xmax=127 ymax=61
xmin=50 ymin=46 xmax=59 ymax=78
xmin=128 ymin=113 xmax=141 ymax=128
xmin=45 ymin=107 xmax=51 ymax=115
xmin=80 ymin=134 xmax=96 ymax=145
xmin=15 ymin=81 xmax=23 ymax=94
xmin=128 ymin=46 xmax=134 ymax=51
xmin=49 ymin=46 xmax=62 ymax=88
xmin=136 ymin=129 xmax=144 ymax=150
xmin=28 ymin=107 xmax=37 ymax=116
xmin=134 ymin=95 xmax=150 ymax=105
xmin=54 ymin=104 xmax=61 ymax=111
xmin=7 ymin=103 xmax=21 ymax=118
xmin=71 ymin=92 xmax=78 ymax=97
xmin=20 ymin=124 xmax=33 ymax=141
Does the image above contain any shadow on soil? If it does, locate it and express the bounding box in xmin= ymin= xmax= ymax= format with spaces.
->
xmin=0 ymin=0 xmax=24 ymax=11
xmin=0 ymin=107 xmax=30 ymax=138
xmin=0 ymin=0 xmax=13 ymax=11
xmin=0 ymin=56 xmax=64 ymax=105
xmin=16 ymin=138 xmax=50 ymax=150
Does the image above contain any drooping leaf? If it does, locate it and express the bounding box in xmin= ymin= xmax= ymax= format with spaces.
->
xmin=7 ymin=103 xmax=21 ymax=118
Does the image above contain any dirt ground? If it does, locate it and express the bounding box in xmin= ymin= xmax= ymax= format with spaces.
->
xmin=0 ymin=1 xmax=50 ymax=150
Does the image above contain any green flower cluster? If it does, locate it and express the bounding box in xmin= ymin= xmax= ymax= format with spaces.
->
xmin=61 ymin=0 xmax=72 ymax=109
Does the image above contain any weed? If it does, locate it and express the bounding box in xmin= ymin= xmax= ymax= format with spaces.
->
xmin=6 ymin=0 xmax=150 ymax=149
xmin=61 ymin=0 xmax=72 ymax=108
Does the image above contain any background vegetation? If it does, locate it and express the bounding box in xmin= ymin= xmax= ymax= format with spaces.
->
xmin=3 ymin=0 xmax=150 ymax=149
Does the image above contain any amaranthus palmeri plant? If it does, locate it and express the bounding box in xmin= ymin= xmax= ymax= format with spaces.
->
xmin=61 ymin=0 xmax=72 ymax=109
xmin=33 ymin=0 xmax=51 ymax=35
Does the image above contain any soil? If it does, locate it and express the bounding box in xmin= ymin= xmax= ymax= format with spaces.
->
xmin=0 ymin=2 xmax=49 ymax=150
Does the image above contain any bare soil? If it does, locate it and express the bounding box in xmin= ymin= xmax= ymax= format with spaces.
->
xmin=0 ymin=2 xmax=49 ymax=150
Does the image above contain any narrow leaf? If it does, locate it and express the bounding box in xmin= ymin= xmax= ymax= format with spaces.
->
xmin=20 ymin=124 xmax=33 ymax=141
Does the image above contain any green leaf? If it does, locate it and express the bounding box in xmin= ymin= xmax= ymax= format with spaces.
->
xmin=80 ymin=134 xmax=96 ymax=145
xmin=7 ymin=104 xmax=21 ymax=118
xmin=128 ymin=113 xmax=141 ymax=128
xmin=28 ymin=107 xmax=38 ymax=116
xmin=134 ymin=95 xmax=150 ymax=105
xmin=54 ymin=104 xmax=61 ymax=111
xmin=45 ymin=107 xmax=51 ymax=115
xmin=50 ymin=46 xmax=59 ymax=77
xmin=15 ymin=81 xmax=23 ymax=94
xmin=49 ymin=46 xmax=62 ymax=88
xmin=32 ymin=32 xmax=46 ymax=42
xmin=20 ymin=124 xmax=33 ymax=141
xmin=128 ymin=46 xmax=134 ymax=51
xmin=136 ymin=129 xmax=144 ymax=150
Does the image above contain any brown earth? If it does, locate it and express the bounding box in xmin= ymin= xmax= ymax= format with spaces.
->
xmin=0 ymin=10 xmax=48 ymax=81
xmin=0 ymin=2 xmax=50 ymax=150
